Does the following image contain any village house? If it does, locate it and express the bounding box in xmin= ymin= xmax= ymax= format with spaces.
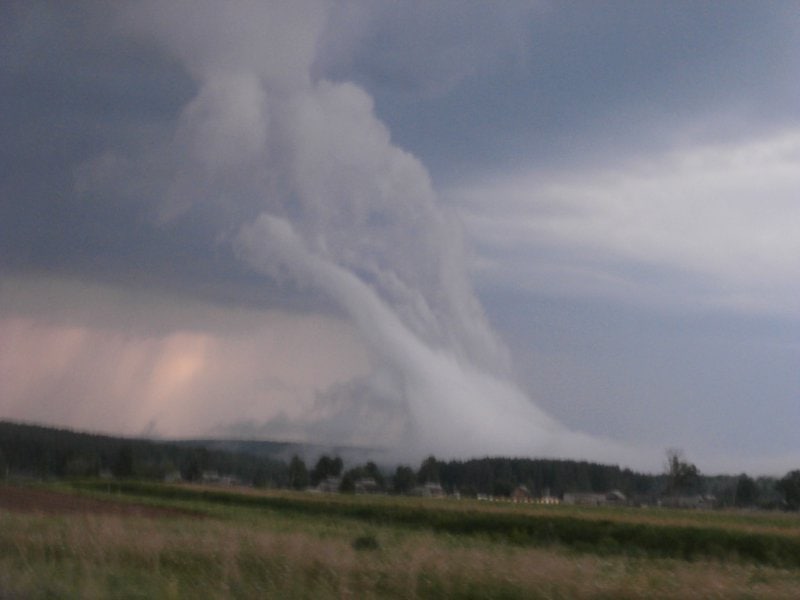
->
xmin=412 ymin=482 xmax=445 ymax=498
xmin=200 ymin=470 xmax=243 ymax=486
xmin=354 ymin=477 xmax=382 ymax=494
xmin=315 ymin=476 xmax=342 ymax=493
xmin=511 ymin=485 xmax=532 ymax=502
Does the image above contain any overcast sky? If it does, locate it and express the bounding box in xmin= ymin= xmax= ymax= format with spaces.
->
xmin=2 ymin=1 xmax=799 ymax=474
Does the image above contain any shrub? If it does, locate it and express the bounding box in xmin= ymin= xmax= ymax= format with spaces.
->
xmin=352 ymin=534 xmax=380 ymax=551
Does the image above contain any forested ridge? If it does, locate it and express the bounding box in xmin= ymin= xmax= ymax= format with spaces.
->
xmin=1 ymin=420 xmax=794 ymax=509
xmin=0 ymin=420 xmax=288 ymax=486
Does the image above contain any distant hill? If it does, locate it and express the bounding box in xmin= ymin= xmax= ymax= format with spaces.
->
xmin=0 ymin=420 xmax=393 ymax=485
xmin=0 ymin=420 xmax=289 ymax=486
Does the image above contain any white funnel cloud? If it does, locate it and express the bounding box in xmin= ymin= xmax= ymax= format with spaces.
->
xmin=237 ymin=215 xmax=629 ymax=462
xmin=110 ymin=1 xmax=637 ymax=464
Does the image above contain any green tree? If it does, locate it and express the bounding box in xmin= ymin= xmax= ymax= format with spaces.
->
xmin=493 ymin=480 xmax=513 ymax=497
xmin=363 ymin=461 xmax=384 ymax=488
xmin=776 ymin=470 xmax=800 ymax=510
xmin=288 ymin=455 xmax=309 ymax=490
xmin=664 ymin=448 xmax=700 ymax=495
xmin=0 ymin=448 xmax=7 ymax=480
xmin=339 ymin=469 xmax=358 ymax=493
xmin=311 ymin=455 xmax=343 ymax=485
xmin=252 ymin=465 xmax=269 ymax=488
xmin=392 ymin=465 xmax=416 ymax=494
xmin=180 ymin=448 xmax=208 ymax=482
xmin=734 ymin=474 xmax=759 ymax=507
xmin=112 ymin=445 xmax=134 ymax=479
xmin=417 ymin=455 xmax=440 ymax=484
xmin=65 ymin=453 xmax=100 ymax=478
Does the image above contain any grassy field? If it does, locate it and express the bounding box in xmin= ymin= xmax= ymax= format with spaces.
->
xmin=2 ymin=482 xmax=800 ymax=598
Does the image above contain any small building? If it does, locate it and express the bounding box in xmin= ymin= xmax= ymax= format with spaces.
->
xmin=201 ymin=470 xmax=221 ymax=484
xmin=199 ymin=471 xmax=242 ymax=486
xmin=412 ymin=482 xmax=445 ymax=498
xmin=511 ymin=485 xmax=532 ymax=502
xmin=316 ymin=476 xmax=342 ymax=493
xmin=354 ymin=477 xmax=382 ymax=494
xmin=605 ymin=490 xmax=627 ymax=505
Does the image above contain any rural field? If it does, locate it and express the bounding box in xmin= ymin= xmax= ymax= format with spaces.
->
xmin=2 ymin=482 xmax=800 ymax=599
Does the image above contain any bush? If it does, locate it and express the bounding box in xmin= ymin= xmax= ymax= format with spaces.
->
xmin=351 ymin=534 xmax=380 ymax=551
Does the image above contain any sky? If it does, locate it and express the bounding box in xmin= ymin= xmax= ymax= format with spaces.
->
xmin=2 ymin=1 xmax=799 ymax=474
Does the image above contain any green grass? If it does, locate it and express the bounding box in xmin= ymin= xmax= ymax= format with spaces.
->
xmin=70 ymin=480 xmax=800 ymax=568
xmin=3 ymin=481 xmax=800 ymax=598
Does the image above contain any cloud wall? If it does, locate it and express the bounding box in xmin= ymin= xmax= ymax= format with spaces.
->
xmin=62 ymin=2 xmax=637 ymax=462
xmin=237 ymin=215 xmax=628 ymax=462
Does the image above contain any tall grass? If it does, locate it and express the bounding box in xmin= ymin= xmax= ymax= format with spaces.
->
xmin=72 ymin=480 xmax=800 ymax=568
xmin=2 ymin=509 xmax=800 ymax=599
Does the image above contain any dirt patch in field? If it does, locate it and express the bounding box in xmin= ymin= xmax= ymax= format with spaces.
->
xmin=0 ymin=485 xmax=205 ymax=519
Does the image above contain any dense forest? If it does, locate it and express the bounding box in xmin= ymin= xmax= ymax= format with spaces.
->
xmin=0 ymin=421 xmax=288 ymax=487
xmin=1 ymin=420 xmax=796 ymax=509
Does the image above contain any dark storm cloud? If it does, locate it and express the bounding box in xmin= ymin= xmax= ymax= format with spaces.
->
xmin=333 ymin=1 xmax=800 ymax=180
xmin=2 ymin=2 xmax=799 ymax=471
xmin=1 ymin=5 xmax=181 ymax=264
xmin=0 ymin=2 xmax=323 ymax=312
xmin=3 ymin=1 xmax=625 ymax=463
xmin=316 ymin=1 xmax=534 ymax=98
xmin=4 ymin=2 xmax=798 ymax=291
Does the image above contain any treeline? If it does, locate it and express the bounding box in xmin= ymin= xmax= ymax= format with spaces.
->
xmin=440 ymin=457 xmax=790 ymax=509
xmin=0 ymin=421 xmax=288 ymax=487
xmin=436 ymin=456 xmax=653 ymax=498
xmin=284 ymin=454 xmax=653 ymax=497
xmin=2 ymin=420 xmax=799 ymax=510
xmin=287 ymin=453 xmax=792 ymax=510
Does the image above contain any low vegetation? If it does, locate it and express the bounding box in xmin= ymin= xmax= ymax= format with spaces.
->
xmin=4 ymin=421 xmax=800 ymax=596
xmin=4 ymin=481 xmax=800 ymax=598
xmin=70 ymin=480 xmax=800 ymax=568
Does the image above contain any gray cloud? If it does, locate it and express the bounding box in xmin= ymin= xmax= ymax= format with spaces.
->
xmin=5 ymin=2 xmax=799 ymax=296
xmin=0 ymin=1 xmax=634 ymax=464
xmin=349 ymin=2 xmax=800 ymax=181
xmin=110 ymin=1 xmax=640 ymax=462
xmin=236 ymin=215 xmax=632 ymax=463
xmin=483 ymin=290 xmax=800 ymax=475
xmin=451 ymin=131 xmax=800 ymax=318
xmin=316 ymin=1 xmax=534 ymax=98
xmin=3 ymin=2 xmax=799 ymax=472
